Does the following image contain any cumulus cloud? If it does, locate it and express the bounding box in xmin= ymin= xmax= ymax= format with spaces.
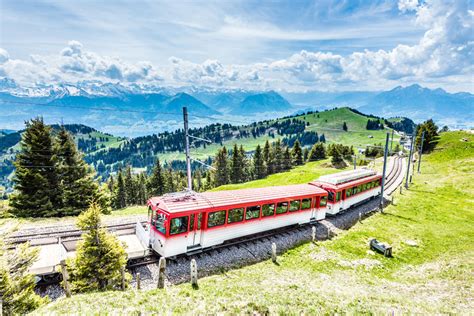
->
xmin=0 ymin=48 xmax=10 ymax=64
xmin=0 ymin=0 xmax=471 ymax=92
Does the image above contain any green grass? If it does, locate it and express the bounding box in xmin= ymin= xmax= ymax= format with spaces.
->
xmin=33 ymin=131 xmax=474 ymax=314
xmin=212 ymin=159 xmax=345 ymax=191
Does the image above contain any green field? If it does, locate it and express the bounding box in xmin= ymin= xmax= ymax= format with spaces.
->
xmin=33 ymin=131 xmax=473 ymax=314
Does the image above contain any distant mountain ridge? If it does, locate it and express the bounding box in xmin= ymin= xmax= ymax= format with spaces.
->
xmin=0 ymin=78 xmax=472 ymax=133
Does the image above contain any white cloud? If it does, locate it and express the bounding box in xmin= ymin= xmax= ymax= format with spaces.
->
xmin=0 ymin=0 xmax=472 ymax=92
xmin=0 ymin=49 xmax=10 ymax=64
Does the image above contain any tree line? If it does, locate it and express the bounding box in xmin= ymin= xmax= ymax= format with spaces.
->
xmin=10 ymin=118 xmax=108 ymax=217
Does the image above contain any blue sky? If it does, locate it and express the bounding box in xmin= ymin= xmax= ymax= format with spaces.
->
xmin=0 ymin=0 xmax=472 ymax=92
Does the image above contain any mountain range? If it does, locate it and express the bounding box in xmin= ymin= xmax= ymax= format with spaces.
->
xmin=0 ymin=78 xmax=472 ymax=136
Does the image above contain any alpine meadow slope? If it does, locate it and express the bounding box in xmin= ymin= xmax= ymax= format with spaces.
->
xmin=32 ymin=131 xmax=474 ymax=314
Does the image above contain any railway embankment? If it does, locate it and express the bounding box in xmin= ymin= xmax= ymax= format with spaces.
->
xmin=33 ymin=131 xmax=473 ymax=314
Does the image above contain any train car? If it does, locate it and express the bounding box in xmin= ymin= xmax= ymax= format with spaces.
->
xmin=310 ymin=169 xmax=382 ymax=215
xmin=146 ymin=184 xmax=328 ymax=257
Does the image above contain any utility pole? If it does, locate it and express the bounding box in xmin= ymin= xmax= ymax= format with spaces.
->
xmin=380 ymin=132 xmax=390 ymax=209
xmin=183 ymin=107 xmax=192 ymax=191
xmin=405 ymin=132 xmax=415 ymax=189
xmin=417 ymin=131 xmax=425 ymax=173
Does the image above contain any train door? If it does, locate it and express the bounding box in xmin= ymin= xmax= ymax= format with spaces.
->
xmin=187 ymin=212 xmax=203 ymax=247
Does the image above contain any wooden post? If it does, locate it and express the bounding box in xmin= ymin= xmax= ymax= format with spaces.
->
xmin=391 ymin=196 xmax=395 ymax=205
xmin=311 ymin=226 xmax=316 ymax=242
xmin=271 ymin=242 xmax=277 ymax=263
xmin=409 ymin=175 xmax=412 ymax=183
xmin=136 ymin=272 xmax=141 ymax=290
xmin=157 ymin=257 xmax=166 ymax=289
xmin=121 ymin=267 xmax=126 ymax=291
xmin=400 ymin=186 xmax=403 ymax=194
xmin=60 ymin=260 xmax=71 ymax=298
xmin=190 ymin=259 xmax=198 ymax=288
xmin=359 ymin=212 xmax=362 ymax=222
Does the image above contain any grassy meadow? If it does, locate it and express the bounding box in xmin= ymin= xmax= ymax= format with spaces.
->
xmin=33 ymin=131 xmax=473 ymax=314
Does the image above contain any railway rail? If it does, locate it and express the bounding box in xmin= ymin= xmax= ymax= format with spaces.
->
xmin=22 ymin=155 xmax=405 ymax=294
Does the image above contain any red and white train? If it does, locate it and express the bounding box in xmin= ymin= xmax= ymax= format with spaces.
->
xmin=145 ymin=169 xmax=382 ymax=257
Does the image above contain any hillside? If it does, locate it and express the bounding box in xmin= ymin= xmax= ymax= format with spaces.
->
xmin=0 ymin=107 xmax=402 ymax=190
xmin=33 ymin=131 xmax=474 ymax=314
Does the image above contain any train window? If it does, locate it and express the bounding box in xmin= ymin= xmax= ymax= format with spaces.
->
xmin=320 ymin=196 xmax=327 ymax=207
xmin=155 ymin=213 xmax=167 ymax=235
xmin=327 ymin=191 xmax=335 ymax=202
xmin=208 ymin=210 xmax=226 ymax=228
xmin=301 ymin=198 xmax=311 ymax=210
xmin=228 ymin=208 xmax=244 ymax=223
xmin=169 ymin=216 xmax=188 ymax=235
xmin=289 ymin=200 xmax=301 ymax=212
xmin=262 ymin=203 xmax=275 ymax=217
xmin=246 ymin=205 xmax=261 ymax=220
xmin=346 ymin=189 xmax=352 ymax=198
xmin=276 ymin=202 xmax=288 ymax=214
xmin=336 ymin=192 xmax=341 ymax=202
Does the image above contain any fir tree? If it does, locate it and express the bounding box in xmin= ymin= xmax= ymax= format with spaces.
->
xmin=253 ymin=144 xmax=266 ymax=179
xmin=194 ymin=170 xmax=203 ymax=192
xmin=107 ymin=175 xmax=115 ymax=194
xmin=137 ymin=173 xmax=147 ymax=204
xmin=308 ymin=143 xmax=326 ymax=161
xmin=291 ymin=140 xmax=304 ymax=165
xmin=319 ymin=134 xmax=326 ymax=143
xmin=343 ymin=122 xmax=348 ymax=131
xmin=283 ymin=146 xmax=292 ymax=170
xmin=66 ymin=203 xmax=129 ymax=292
xmin=303 ymin=147 xmax=309 ymax=161
xmin=273 ymin=139 xmax=283 ymax=173
xmin=213 ymin=146 xmax=229 ymax=186
xmin=10 ymin=118 xmax=61 ymax=217
xmin=230 ymin=144 xmax=243 ymax=183
xmin=0 ymin=238 xmax=48 ymax=315
xmin=55 ymin=127 xmax=103 ymax=216
xmin=263 ymin=140 xmax=274 ymax=174
xmin=239 ymin=145 xmax=249 ymax=182
xmin=114 ymin=169 xmax=127 ymax=209
xmin=165 ymin=168 xmax=176 ymax=192
xmin=124 ymin=165 xmax=137 ymax=205
xmin=416 ymin=119 xmax=439 ymax=152
xmin=147 ymin=158 xmax=165 ymax=196
xmin=329 ymin=145 xmax=344 ymax=165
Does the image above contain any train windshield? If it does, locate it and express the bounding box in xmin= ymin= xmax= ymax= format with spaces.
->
xmin=155 ymin=211 xmax=168 ymax=235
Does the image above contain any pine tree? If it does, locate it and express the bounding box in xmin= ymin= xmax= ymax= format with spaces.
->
xmin=213 ymin=147 xmax=229 ymax=186
xmin=10 ymin=118 xmax=61 ymax=217
xmin=194 ymin=170 xmax=203 ymax=192
xmin=343 ymin=122 xmax=348 ymax=131
xmin=147 ymin=158 xmax=165 ymax=197
xmin=416 ymin=119 xmax=439 ymax=152
xmin=319 ymin=134 xmax=326 ymax=143
xmin=308 ymin=143 xmax=326 ymax=161
xmin=230 ymin=144 xmax=243 ymax=183
xmin=263 ymin=140 xmax=274 ymax=174
xmin=137 ymin=173 xmax=147 ymax=204
xmin=253 ymin=144 xmax=266 ymax=179
xmin=124 ymin=165 xmax=137 ymax=205
xmin=107 ymin=175 xmax=115 ymax=194
xmin=303 ymin=147 xmax=309 ymax=161
xmin=165 ymin=168 xmax=176 ymax=193
xmin=291 ymin=140 xmax=304 ymax=165
xmin=0 ymin=238 xmax=48 ymax=315
xmin=283 ymin=146 xmax=292 ymax=170
xmin=66 ymin=203 xmax=129 ymax=292
xmin=114 ymin=169 xmax=127 ymax=209
xmin=273 ymin=139 xmax=283 ymax=173
xmin=239 ymin=145 xmax=249 ymax=182
xmin=55 ymin=127 xmax=104 ymax=216
xmin=329 ymin=145 xmax=344 ymax=165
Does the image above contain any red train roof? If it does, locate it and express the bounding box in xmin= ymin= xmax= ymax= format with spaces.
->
xmin=147 ymin=184 xmax=327 ymax=215
xmin=310 ymin=174 xmax=382 ymax=191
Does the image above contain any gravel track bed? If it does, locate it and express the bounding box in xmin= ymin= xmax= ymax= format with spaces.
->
xmin=36 ymin=197 xmax=386 ymax=300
